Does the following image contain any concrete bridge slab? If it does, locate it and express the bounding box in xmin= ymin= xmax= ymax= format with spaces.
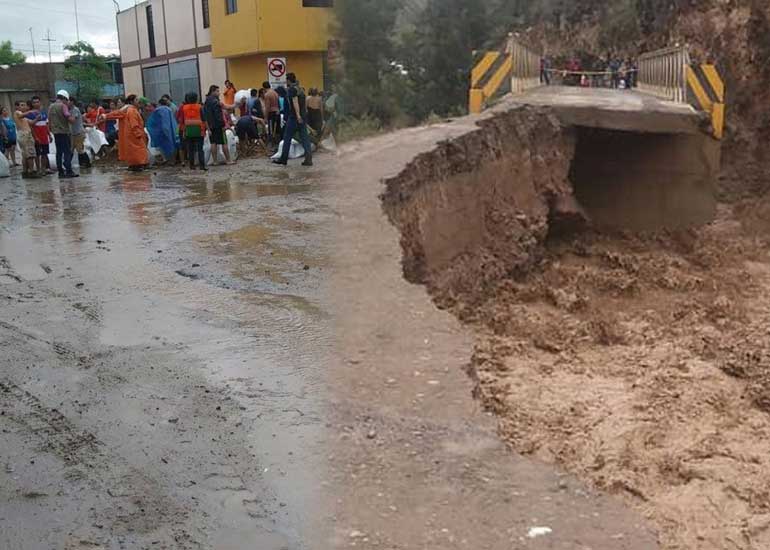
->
xmin=506 ymin=86 xmax=706 ymax=135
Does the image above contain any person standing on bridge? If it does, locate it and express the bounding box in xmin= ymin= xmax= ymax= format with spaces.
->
xmin=609 ymin=58 xmax=621 ymax=89
xmin=540 ymin=57 xmax=551 ymax=85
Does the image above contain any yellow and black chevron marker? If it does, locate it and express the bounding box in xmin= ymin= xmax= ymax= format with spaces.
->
xmin=469 ymin=50 xmax=512 ymax=114
xmin=686 ymin=64 xmax=725 ymax=140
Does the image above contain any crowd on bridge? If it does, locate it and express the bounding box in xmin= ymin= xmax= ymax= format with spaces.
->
xmin=1 ymin=72 xmax=340 ymax=179
xmin=540 ymin=55 xmax=639 ymax=90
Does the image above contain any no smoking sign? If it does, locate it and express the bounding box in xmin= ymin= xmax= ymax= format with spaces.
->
xmin=267 ymin=57 xmax=287 ymax=86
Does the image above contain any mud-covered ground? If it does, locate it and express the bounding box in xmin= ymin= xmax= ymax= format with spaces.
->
xmin=0 ymin=160 xmax=333 ymax=549
xmin=466 ymin=208 xmax=770 ymax=550
xmin=1 ymin=138 xmax=665 ymax=549
xmin=383 ymin=106 xmax=770 ymax=550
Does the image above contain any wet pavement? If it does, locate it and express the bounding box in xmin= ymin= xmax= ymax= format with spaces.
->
xmin=0 ymin=159 xmax=333 ymax=549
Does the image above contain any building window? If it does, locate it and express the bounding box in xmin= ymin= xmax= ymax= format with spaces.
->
xmin=226 ymin=0 xmax=237 ymax=15
xmin=169 ymin=60 xmax=200 ymax=104
xmin=146 ymin=5 xmax=157 ymax=58
xmin=202 ymin=0 xmax=210 ymax=28
xmin=143 ymin=64 xmax=170 ymax=103
xmin=303 ymin=0 xmax=333 ymax=6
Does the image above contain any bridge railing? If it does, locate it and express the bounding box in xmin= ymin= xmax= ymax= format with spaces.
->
xmin=637 ymin=45 xmax=690 ymax=103
xmin=508 ymin=37 xmax=541 ymax=95
xmin=469 ymin=36 xmax=541 ymax=114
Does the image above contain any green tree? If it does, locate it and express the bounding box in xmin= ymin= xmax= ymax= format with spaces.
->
xmin=597 ymin=0 xmax=641 ymax=52
xmin=0 ymin=41 xmax=26 ymax=65
xmin=63 ymin=41 xmax=110 ymax=102
xmin=401 ymin=0 xmax=492 ymax=119
xmin=334 ymin=0 xmax=404 ymax=123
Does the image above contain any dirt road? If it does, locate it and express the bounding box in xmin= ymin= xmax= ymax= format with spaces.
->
xmin=1 ymin=149 xmax=658 ymax=549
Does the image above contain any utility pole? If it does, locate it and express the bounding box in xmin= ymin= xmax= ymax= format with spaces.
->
xmin=28 ymin=28 xmax=37 ymax=63
xmin=73 ymin=0 xmax=80 ymax=43
xmin=42 ymin=29 xmax=56 ymax=63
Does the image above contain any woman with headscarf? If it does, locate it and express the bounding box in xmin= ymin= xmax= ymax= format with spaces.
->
xmin=103 ymin=95 xmax=149 ymax=171
xmin=147 ymin=96 xmax=179 ymax=164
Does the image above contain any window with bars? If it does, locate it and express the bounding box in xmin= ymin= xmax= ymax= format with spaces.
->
xmin=226 ymin=0 xmax=237 ymax=15
xmin=146 ymin=5 xmax=157 ymax=58
xmin=202 ymin=0 xmax=210 ymax=28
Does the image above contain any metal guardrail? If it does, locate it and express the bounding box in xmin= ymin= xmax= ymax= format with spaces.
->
xmin=637 ymin=45 xmax=690 ymax=103
xmin=469 ymin=40 xmax=725 ymax=140
xmin=508 ymin=38 xmax=541 ymax=95
xmin=469 ymin=36 xmax=541 ymax=114
xmin=637 ymin=45 xmax=726 ymax=139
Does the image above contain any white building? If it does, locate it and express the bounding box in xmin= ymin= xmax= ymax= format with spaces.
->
xmin=117 ymin=0 xmax=228 ymax=102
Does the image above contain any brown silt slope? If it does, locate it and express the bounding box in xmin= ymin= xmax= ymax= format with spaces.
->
xmin=383 ymin=106 xmax=770 ymax=550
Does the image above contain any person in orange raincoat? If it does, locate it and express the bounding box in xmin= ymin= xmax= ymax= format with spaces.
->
xmin=103 ymin=94 xmax=149 ymax=171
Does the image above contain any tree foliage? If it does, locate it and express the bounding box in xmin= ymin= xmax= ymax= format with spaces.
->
xmin=335 ymin=0 xmax=659 ymax=126
xmin=0 ymin=41 xmax=26 ymax=65
xmin=334 ymin=0 xmax=404 ymax=123
xmin=400 ymin=0 xmax=492 ymax=119
xmin=63 ymin=41 xmax=110 ymax=102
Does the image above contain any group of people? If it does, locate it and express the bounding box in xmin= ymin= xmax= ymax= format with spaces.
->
xmin=122 ymin=74 xmax=338 ymax=172
xmin=540 ymin=55 xmax=638 ymax=90
xmin=2 ymin=91 xmax=120 ymax=179
xmin=1 ymin=72 xmax=341 ymax=177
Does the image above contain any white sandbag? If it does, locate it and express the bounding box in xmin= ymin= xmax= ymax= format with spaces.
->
xmin=46 ymin=151 xmax=80 ymax=172
xmin=47 ymin=137 xmax=81 ymax=172
xmin=0 ymin=154 xmax=9 ymax=178
xmin=85 ymin=128 xmax=108 ymax=157
xmin=204 ymin=129 xmax=239 ymax=165
xmin=146 ymin=128 xmax=160 ymax=166
xmin=271 ymin=139 xmax=305 ymax=160
xmin=320 ymin=134 xmax=337 ymax=152
xmin=228 ymin=129 xmax=239 ymax=161
xmin=234 ymin=89 xmax=250 ymax=104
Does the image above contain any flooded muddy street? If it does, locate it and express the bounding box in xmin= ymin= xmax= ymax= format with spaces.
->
xmin=0 ymin=160 xmax=333 ymax=549
xmin=2 ymin=140 xmax=663 ymax=550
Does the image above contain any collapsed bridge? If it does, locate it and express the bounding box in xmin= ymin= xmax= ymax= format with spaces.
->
xmin=468 ymin=41 xmax=725 ymax=231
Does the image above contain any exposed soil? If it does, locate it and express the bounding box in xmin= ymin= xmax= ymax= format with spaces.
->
xmin=383 ymin=107 xmax=770 ymax=550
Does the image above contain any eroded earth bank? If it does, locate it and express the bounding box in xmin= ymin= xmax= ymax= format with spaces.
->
xmin=383 ymin=105 xmax=770 ymax=550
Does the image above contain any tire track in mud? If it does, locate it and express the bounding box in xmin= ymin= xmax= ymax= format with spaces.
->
xmin=0 ymin=381 xmax=101 ymax=463
xmin=0 ymin=319 xmax=92 ymax=368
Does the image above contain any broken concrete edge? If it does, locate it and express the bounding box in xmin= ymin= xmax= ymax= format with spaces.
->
xmin=380 ymin=104 xmax=578 ymax=294
xmin=380 ymin=100 xmax=719 ymax=293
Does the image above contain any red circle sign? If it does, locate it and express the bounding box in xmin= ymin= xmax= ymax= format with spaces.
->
xmin=269 ymin=59 xmax=286 ymax=78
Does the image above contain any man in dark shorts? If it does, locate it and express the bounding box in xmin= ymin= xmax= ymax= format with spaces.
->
xmin=203 ymin=85 xmax=233 ymax=165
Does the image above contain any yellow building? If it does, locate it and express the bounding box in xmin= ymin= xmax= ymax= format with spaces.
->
xmin=209 ymin=0 xmax=333 ymax=92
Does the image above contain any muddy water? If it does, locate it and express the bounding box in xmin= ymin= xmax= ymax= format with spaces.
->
xmin=0 ymin=162 xmax=332 ymax=549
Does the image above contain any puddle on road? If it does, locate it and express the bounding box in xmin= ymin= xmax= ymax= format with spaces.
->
xmin=193 ymin=216 xmax=321 ymax=290
xmin=0 ymin=163 xmax=330 ymax=549
xmin=213 ymin=490 xmax=291 ymax=550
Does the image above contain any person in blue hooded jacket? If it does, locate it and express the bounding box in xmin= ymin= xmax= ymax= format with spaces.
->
xmin=147 ymin=97 xmax=179 ymax=163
